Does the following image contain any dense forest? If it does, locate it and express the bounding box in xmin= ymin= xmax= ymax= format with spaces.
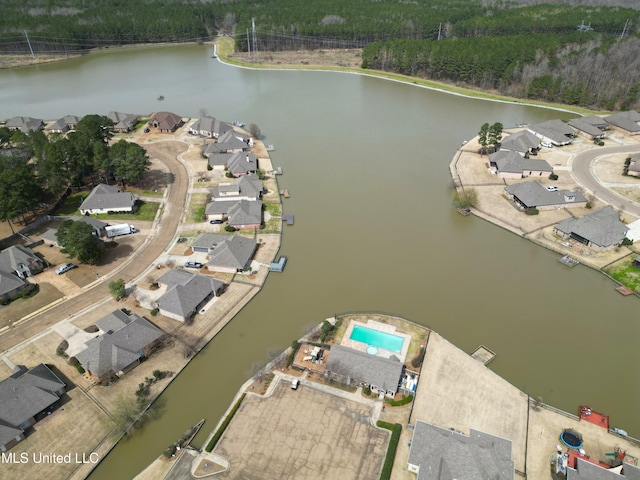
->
xmin=1 ymin=0 xmax=640 ymax=109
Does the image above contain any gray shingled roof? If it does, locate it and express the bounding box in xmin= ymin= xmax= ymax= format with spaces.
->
xmin=190 ymin=116 xmax=233 ymax=137
xmin=227 ymin=200 xmax=262 ymax=226
xmin=580 ymin=115 xmax=608 ymax=130
xmin=212 ymin=174 xmax=262 ymax=201
xmin=227 ymin=152 xmax=258 ymax=175
xmin=505 ymin=182 xmax=587 ymax=208
xmin=48 ymin=115 xmax=81 ymax=132
xmin=567 ymin=457 xmax=635 ymax=480
xmin=207 ymin=235 xmax=257 ymax=271
xmin=490 ymin=150 xmax=553 ymax=174
xmin=156 ymin=270 xmax=224 ymax=320
xmin=0 ymin=364 xmax=65 ymax=446
xmin=500 ymin=130 xmax=540 ymax=153
xmin=555 ymin=206 xmax=628 ymax=248
xmin=75 ymin=311 xmax=163 ymax=378
xmin=408 ymin=421 xmax=514 ymax=480
xmin=79 ymin=183 xmax=135 ymax=212
xmin=528 ymin=119 xmax=575 ymax=145
xmin=325 ymin=345 xmax=404 ymax=394
xmin=605 ymin=111 xmax=640 ymax=133
xmin=5 ymin=116 xmax=44 ymax=133
xmin=190 ymin=233 xmax=230 ymax=252
xmin=0 ymin=270 xmax=26 ymax=297
xmin=204 ymin=130 xmax=249 ymax=154
xmin=107 ymin=111 xmax=137 ymax=131
xmin=0 ymin=245 xmax=41 ymax=274
xmin=568 ymin=118 xmax=605 ymax=137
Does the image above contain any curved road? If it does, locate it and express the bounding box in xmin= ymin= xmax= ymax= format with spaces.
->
xmin=0 ymin=141 xmax=189 ymax=353
xmin=571 ymin=143 xmax=640 ymax=217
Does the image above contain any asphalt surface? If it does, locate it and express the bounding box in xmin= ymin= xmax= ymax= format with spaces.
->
xmin=0 ymin=140 xmax=189 ymax=353
xmin=571 ymin=143 xmax=640 ymax=217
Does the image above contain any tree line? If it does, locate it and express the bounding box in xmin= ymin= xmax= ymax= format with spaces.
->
xmin=0 ymin=115 xmax=148 ymax=231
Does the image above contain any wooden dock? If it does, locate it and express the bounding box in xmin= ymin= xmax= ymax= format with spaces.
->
xmin=616 ymin=285 xmax=634 ymax=296
xmin=456 ymin=207 xmax=471 ymax=216
xmin=558 ymin=255 xmax=579 ymax=267
xmin=470 ymin=345 xmax=496 ymax=366
xmin=280 ymin=189 xmax=290 ymax=198
xmin=266 ymin=144 xmax=275 ymax=151
xmin=273 ymin=167 xmax=283 ymax=175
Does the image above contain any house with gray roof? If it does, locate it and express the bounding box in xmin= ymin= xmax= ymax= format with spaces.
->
xmin=189 ymin=116 xmax=233 ymax=138
xmin=580 ymin=115 xmax=608 ymax=130
xmin=605 ymin=111 xmax=640 ymax=135
xmin=211 ymin=174 xmax=263 ymax=202
xmin=204 ymin=130 xmax=250 ymax=155
xmin=489 ymin=150 xmax=553 ymax=179
xmin=554 ymin=206 xmax=629 ymax=251
xmin=566 ymin=456 xmax=640 ymax=479
xmin=156 ymin=269 xmax=225 ymax=322
xmin=79 ymin=183 xmax=136 ymax=215
xmin=569 ymin=118 xmax=606 ymax=140
xmin=324 ymin=344 xmax=404 ymax=397
xmin=5 ymin=116 xmax=44 ymax=133
xmin=205 ymin=199 xmax=262 ymax=228
xmin=107 ymin=111 xmax=138 ymax=133
xmin=0 ymin=244 xmax=45 ymax=279
xmin=191 ymin=234 xmax=257 ymax=273
xmin=505 ymin=182 xmax=587 ymax=210
xmin=528 ymin=119 xmax=575 ymax=146
xmin=75 ymin=310 xmax=164 ymax=381
xmin=0 ymin=270 xmax=29 ymax=303
xmin=500 ymin=130 xmax=540 ymax=154
xmin=407 ymin=421 xmax=514 ymax=480
xmin=626 ymin=153 xmax=640 ymax=178
xmin=206 ymin=152 xmax=258 ymax=177
xmin=0 ymin=363 xmax=66 ymax=452
xmin=47 ymin=115 xmax=81 ymax=134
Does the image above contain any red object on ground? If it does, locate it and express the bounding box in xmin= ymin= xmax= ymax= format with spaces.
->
xmin=579 ymin=405 xmax=610 ymax=429
xmin=567 ymin=449 xmax=612 ymax=470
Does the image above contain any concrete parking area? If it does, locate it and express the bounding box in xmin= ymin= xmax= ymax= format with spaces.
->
xmin=212 ymin=379 xmax=389 ymax=480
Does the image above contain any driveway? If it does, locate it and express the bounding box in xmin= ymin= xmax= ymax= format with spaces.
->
xmin=51 ymin=321 xmax=98 ymax=357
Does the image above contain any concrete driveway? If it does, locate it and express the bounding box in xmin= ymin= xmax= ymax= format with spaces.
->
xmin=52 ymin=320 xmax=99 ymax=357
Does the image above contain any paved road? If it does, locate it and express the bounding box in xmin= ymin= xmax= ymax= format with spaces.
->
xmin=571 ymin=143 xmax=640 ymax=217
xmin=0 ymin=141 xmax=189 ymax=353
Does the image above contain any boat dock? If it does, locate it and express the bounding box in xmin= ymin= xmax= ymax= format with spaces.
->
xmin=273 ymin=167 xmax=283 ymax=175
xmin=470 ymin=345 xmax=496 ymax=366
xmin=457 ymin=207 xmax=471 ymax=216
xmin=282 ymin=214 xmax=294 ymax=225
xmin=269 ymin=256 xmax=287 ymax=272
xmin=616 ymin=285 xmax=634 ymax=296
xmin=280 ymin=190 xmax=290 ymax=198
xmin=266 ymin=144 xmax=275 ymax=151
xmin=558 ymin=255 xmax=579 ymax=267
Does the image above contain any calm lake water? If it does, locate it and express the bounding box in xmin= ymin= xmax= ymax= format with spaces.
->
xmin=1 ymin=45 xmax=637 ymax=479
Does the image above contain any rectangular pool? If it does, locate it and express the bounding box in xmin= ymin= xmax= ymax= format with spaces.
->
xmin=349 ymin=325 xmax=404 ymax=353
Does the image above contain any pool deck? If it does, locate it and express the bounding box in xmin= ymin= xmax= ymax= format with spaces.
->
xmin=340 ymin=319 xmax=411 ymax=363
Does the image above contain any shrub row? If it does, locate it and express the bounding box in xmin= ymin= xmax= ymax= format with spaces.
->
xmin=205 ymin=393 xmax=246 ymax=452
xmin=384 ymin=394 xmax=413 ymax=407
xmin=377 ymin=421 xmax=402 ymax=480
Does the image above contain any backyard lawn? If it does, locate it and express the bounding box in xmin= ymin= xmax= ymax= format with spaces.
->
xmin=604 ymin=256 xmax=640 ymax=293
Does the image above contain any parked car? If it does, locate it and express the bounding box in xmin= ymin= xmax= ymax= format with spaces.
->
xmin=291 ymin=379 xmax=299 ymax=390
xmin=546 ymin=186 xmax=558 ymax=192
xmin=144 ymin=128 xmax=150 ymax=133
xmin=209 ymin=219 xmax=223 ymax=224
xmin=541 ymin=142 xmax=553 ymax=148
xmin=184 ymin=261 xmax=203 ymax=269
xmin=55 ymin=263 xmax=75 ymax=275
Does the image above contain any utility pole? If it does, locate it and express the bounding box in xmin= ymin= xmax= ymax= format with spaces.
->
xmin=620 ymin=19 xmax=630 ymax=39
xmin=247 ymin=28 xmax=251 ymax=57
xmin=251 ymin=17 xmax=258 ymax=62
xmin=23 ymin=30 xmax=35 ymax=58
xmin=437 ymin=23 xmax=442 ymax=41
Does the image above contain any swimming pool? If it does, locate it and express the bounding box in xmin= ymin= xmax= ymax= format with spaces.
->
xmin=350 ymin=325 xmax=404 ymax=353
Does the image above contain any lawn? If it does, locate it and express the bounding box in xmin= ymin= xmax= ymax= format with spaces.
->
xmin=93 ymin=200 xmax=160 ymax=222
xmin=54 ymin=192 xmax=85 ymax=215
xmin=0 ymin=283 xmax=63 ymax=328
xmin=604 ymin=256 xmax=640 ymax=293
xmin=188 ymin=193 xmax=209 ymax=223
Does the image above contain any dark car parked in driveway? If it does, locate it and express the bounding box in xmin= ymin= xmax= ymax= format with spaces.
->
xmin=210 ymin=219 xmax=223 ymax=224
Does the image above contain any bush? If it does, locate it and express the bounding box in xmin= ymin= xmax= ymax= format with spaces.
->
xmin=76 ymin=365 xmax=85 ymax=374
xmin=150 ymin=308 xmax=159 ymax=316
xmin=622 ymin=238 xmax=633 ymax=246
xmin=377 ymin=422 xmax=402 ymax=480
xmin=363 ymin=385 xmax=371 ymax=396
xmin=549 ymin=173 xmax=559 ymax=180
xmin=385 ymin=394 xmax=414 ymax=407
xmin=207 ymin=164 xmax=212 ymax=171
xmin=205 ymin=393 xmax=246 ymax=452
xmin=224 ymin=225 xmax=237 ymax=232
xmin=526 ymin=208 xmax=539 ymax=215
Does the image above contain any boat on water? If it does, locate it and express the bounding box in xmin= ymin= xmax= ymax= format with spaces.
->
xmin=157 ymin=95 xmax=165 ymax=101
xmin=232 ymin=120 xmax=245 ymax=127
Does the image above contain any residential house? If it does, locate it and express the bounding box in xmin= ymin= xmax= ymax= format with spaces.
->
xmin=207 ymin=152 xmax=258 ymax=177
xmin=565 ymin=455 xmax=640 ymax=479
xmin=568 ymin=116 xmax=606 ymax=140
xmin=79 ymin=183 xmax=136 ymax=215
xmin=156 ymin=269 xmax=224 ymax=322
xmin=148 ymin=111 xmax=184 ymax=133
xmin=205 ymin=199 xmax=262 ymax=228
xmin=528 ymin=119 xmax=575 ymax=146
xmin=489 ymin=150 xmax=553 ymax=179
xmin=0 ymin=363 xmax=66 ymax=452
xmin=191 ymin=234 xmax=257 ymax=273
xmin=41 ymin=217 xmax=108 ymax=246
xmin=47 ymin=115 xmax=81 ymax=134
xmin=0 ymin=270 xmax=29 ymax=303
xmin=505 ymin=182 xmax=587 ymax=210
xmin=107 ymin=112 xmax=138 ymax=133
xmin=203 ymin=130 xmax=250 ymax=155
xmin=500 ymin=130 xmax=540 ymax=155
xmin=0 ymin=244 xmax=45 ymax=279
xmin=324 ymin=344 xmax=404 ymax=397
xmin=626 ymin=153 xmax=640 ymax=178
xmin=5 ymin=116 xmax=44 ymax=133
xmin=75 ymin=310 xmax=164 ymax=381
xmin=211 ymin=174 xmax=263 ymax=202
xmin=605 ymin=111 xmax=640 ymax=135
xmin=407 ymin=421 xmax=514 ymax=480
xmin=554 ymin=206 xmax=629 ymax=251
xmin=189 ymin=116 xmax=233 ymax=138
